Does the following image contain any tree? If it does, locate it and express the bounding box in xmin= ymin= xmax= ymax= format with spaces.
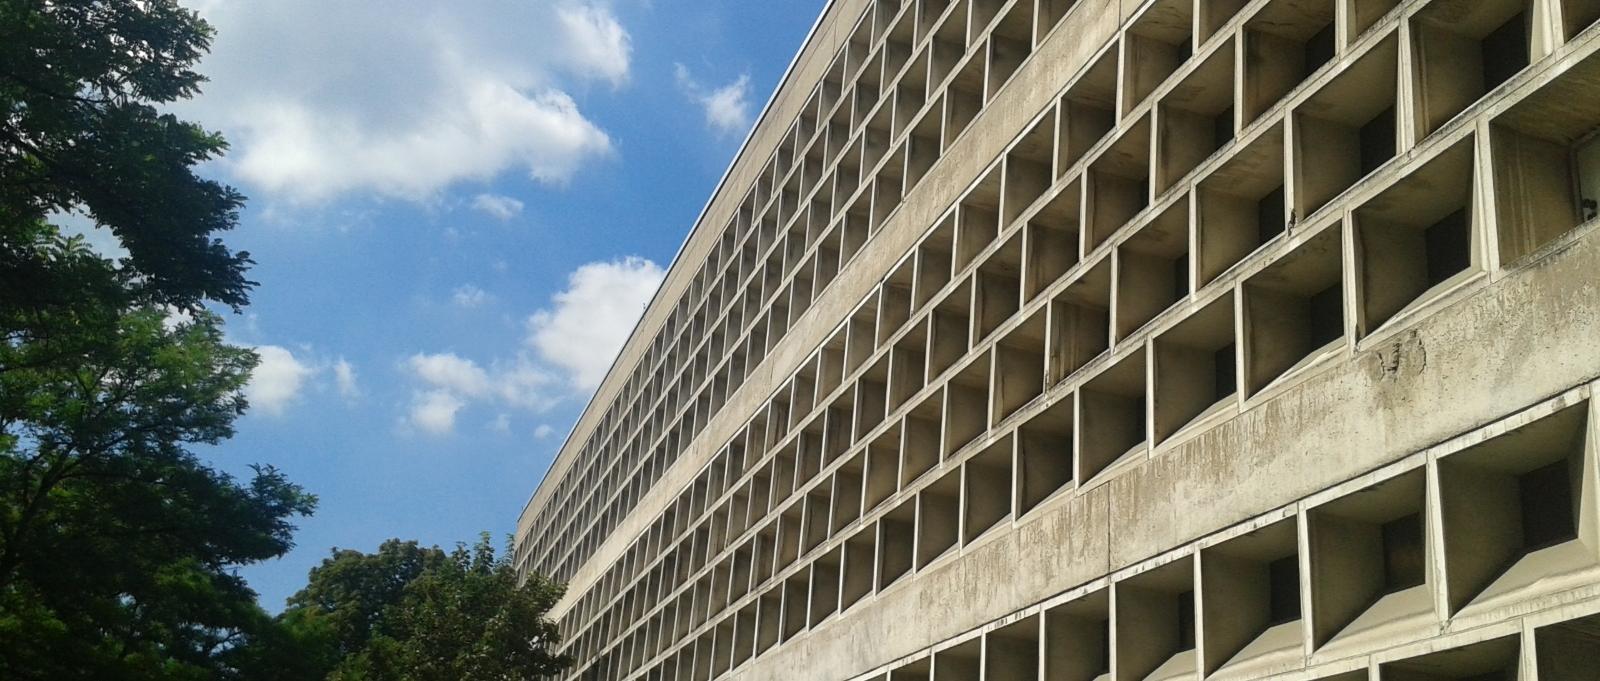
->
xmin=1 ymin=0 xmax=253 ymax=312
xmin=278 ymin=536 xmax=572 ymax=681
xmin=1 ymin=1 xmax=317 ymax=678
xmin=0 ymin=289 xmax=318 ymax=679
xmin=286 ymin=540 xmax=448 ymax=661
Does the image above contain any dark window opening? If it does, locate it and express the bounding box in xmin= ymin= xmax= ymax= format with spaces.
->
xmin=1360 ymin=107 xmax=1397 ymax=175
xmin=1257 ymin=185 xmax=1287 ymax=244
xmin=1213 ymin=106 xmax=1236 ymax=149
xmin=1098 ymin=625 xmax=1111 ymax=673
xmin=1177 ymin=590 xmax=1196 ymax=650
xmin=1423 ymin=208 xmax=1471 ymax=286
xmin=1305 ymin=21 xmax=1337 ymax=72
xmin=1482 ymin=12 xmax=1531 ymax=91
xmin=1308 ymin=284 xmax=1343 ymax=348
xmin=1267 ymin=555 xmax=1301 ymax=625
xmin=1173 ymin=256 xmax=1191 ymax=300
xmin=1381 ymin=512 xmax=1426 ymax=593
xmin=1213 ymin=344 xmax=1237 ymax=400
xmin=1521 ymin=460 xmax=1578 ymax=552
xmin=1575 ymin=135 xmax=1600 ymax=222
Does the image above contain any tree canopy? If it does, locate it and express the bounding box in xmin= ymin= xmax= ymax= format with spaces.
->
xmin=1 ymin=1 xmax=313 ymax=678
xmin=1 ymin=0 xmax=252 ymax=312
xmin=271 ymin=537 xmax=572 ymax=681
xmin=0 ymin=267 xmax=319 ymax=680
xmin=1 ymin=4 xmax=573 ymax=679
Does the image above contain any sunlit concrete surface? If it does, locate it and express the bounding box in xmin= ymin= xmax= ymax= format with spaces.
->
xmin=514 ymin=1 xmax=1600 ymax=679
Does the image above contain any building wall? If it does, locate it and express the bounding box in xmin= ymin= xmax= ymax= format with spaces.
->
xmin=515 ymin=0 xmax=1600 ymax=680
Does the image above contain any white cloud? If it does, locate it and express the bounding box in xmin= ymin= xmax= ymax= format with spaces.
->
xmin=494 ymin=360 xmax=561 ymax=409
xmin=703 ymin=76 xmax=754 ymax=134
xmin=526 ymin=256 xmax=664 ymax=390
xmin=227 ymin=84 xmax=609 ymax=201
xmin=452 ymin=284 xmax=491 ymax=308
xmin=674 ymin=64 xmax=754 ymax=135
xmin=334 ymin=357 xmax=361 ymax=400
xmin=184 ymin=1 xmax=628 ymax=201
xmin=534 ymin=424 xmax=555 ymax=439
xmin=246 ymin=345 xmax=316 ymax=416
xmin=409 ymin=390 xmax=465 ymax=435
xmin=407 ymin=352 xmax=493 ymax=397
xmin=400 ymin=352 xmax=559 ymax=434
xmin=556 ymin=5 xmax=631 ymax=87
xmin=399 ymin=256 xmax=661 ymax=434
xmin=471 ymin=193 xmax=525 ymax=221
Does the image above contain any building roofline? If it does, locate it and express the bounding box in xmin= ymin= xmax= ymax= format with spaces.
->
xmin=516 ymin=0 xmax=844 ymax=536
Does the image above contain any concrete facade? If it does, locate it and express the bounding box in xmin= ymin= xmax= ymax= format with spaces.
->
xmin=512 ymin=1 xmax=1600 ymax=679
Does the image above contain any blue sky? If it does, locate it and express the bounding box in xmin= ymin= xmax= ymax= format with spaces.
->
xmin=143 ymin=0 xmax=827 ymax=610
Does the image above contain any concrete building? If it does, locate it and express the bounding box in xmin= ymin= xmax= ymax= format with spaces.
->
xmin=513 ymin=0 xmax=1600 ymax=679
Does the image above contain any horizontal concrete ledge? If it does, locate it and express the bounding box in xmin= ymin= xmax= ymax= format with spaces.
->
xmin=731 ymin=217 xmax=1600 ymax=680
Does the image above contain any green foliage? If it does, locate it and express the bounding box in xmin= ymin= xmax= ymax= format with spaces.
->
xmin=279 ymin=536 xmax=572 ymax=681
xmin=1 ymin=0 xmax=252 ymax=311
xmin=1 ymin=3 xmax=566 ymax=679
xmin=0 ymin=268 xmax=318 ymax=678
xmin=288 ymin=540 xmax=449 ymax=660
xmin=1 ymin=1 xmax=320 ymax=678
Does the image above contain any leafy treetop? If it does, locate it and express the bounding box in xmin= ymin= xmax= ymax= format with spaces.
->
xmin=268 ymin=536 xmax=573 ymax=681
xmin=1 ymin=0 xmax=253 ymax=311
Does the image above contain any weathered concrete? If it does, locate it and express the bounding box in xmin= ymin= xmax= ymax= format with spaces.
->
xmin=515 ymin=1 xmax=1600 ymax=680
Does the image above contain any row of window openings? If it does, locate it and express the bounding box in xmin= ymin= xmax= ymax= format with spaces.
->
xmin=543 ymin=0 xmax=1600 ymax=624
xmin=539 ymin=0 xmax=1145 ymax=558
xmin=524 ymin=0 xmax=1017 ymax=575
xmin=562 ymin=120 xmax=1600 ymax=658
xmin=558 ymin=91 xmax=1600 ymax=641
xmin=531 ymin=0 xmax=1049 ymax=588
xmin=604 ymin=398 xmax=1592 ymax=681
xmin=529 ymin=0 xmax=1370 ymax=578
xmin=566 ymin=297 xmax=1590 ymax=671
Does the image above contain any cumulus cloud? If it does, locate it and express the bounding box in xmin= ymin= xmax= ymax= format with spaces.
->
xmin=526 ymin=256 xmax=665 ymax=390
xmin=400 ymin=256 xmax=662 ymax=434
xmin=242 ymin=345 xmax=363 ymax=414
xmin=246 ymin=345 xmax=316 ymax=416
xmin=452 ymin=284 xmax=491 ymax=308
xmin=407 ymin=352 xmax=494 ymax=397
xmin=184 ymin=0 xmax=629 ymax=201
xmin=674 ymin=64 xmax=754 ymax=135
xmin=471 ymin=193 xmax=525 ymax=221
xmin=333 ymin=357 xmax=361 ymax=400
xmin=226 ymin=81 xmax=609 ymax=201
xmin=533 ymin=424 xmax=556 ymax=439
xmin=702 ymin=76 xmax=754 ymax=134
xmin=556 ymin=5 xmax=631 ymax=86
xmin=409 ymin=390 xmax=466 ymax=435
xmin=399 ymin=351 xmax=559 ymax=434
